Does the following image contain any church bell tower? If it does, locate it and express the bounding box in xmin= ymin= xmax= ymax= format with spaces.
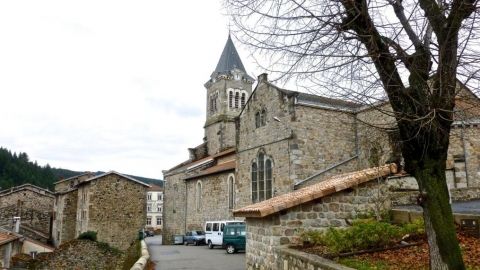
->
xmin=204 ymin=35 xmax=254 ymax=155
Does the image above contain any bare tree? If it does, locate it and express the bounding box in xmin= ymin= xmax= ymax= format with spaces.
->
xmin=226 ymin=0 xmax=479 ymax=268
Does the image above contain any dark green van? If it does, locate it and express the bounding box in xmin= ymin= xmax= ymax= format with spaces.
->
xmin=222 ymin=224 xmax=246 ymax=254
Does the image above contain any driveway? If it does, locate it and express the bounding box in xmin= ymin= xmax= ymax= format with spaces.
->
xmin=145 ymin=235 xmax=245 ymax=270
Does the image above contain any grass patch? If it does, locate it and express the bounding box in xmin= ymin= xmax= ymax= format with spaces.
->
xmin=120 ymin=240 xmax=141 ymax=270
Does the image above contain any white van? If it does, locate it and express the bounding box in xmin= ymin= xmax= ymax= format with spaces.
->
xmin=204 ymin=220 xmax=245 ymax=249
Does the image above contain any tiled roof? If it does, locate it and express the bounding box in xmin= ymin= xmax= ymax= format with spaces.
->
xmin=0 ymin=183 xmax=54 ymax=197
xmin=0 ymin=231 xmax=19 ymax=245
xmin=184 ymin=160 xmax=236 ymax=180
xmin=233 ymin=164 xmax=397 ymax=218
xmin=77 ymin=171 xmax=151 ymax=187
xmin=164 ymin=148 xmax=236 ymax=175
xmin=148 ymin=184 xmax=163 ymax=192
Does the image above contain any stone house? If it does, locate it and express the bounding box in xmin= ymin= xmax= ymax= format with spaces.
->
xmin=163 ymin=34 xmax=480 ymax=245
xmin=0 ymin=184 xmax=55 ymax=243
xmin=146 ymin=184 xmax=163 ymax=230
xmin=53 ymin=171 xmax=149 ymax=250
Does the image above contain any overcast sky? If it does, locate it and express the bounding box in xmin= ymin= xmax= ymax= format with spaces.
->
xmin=0 ymin=1 xmax=263 ymax=179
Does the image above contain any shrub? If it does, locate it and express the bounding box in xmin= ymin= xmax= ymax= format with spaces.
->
xmin=301 ymin=218 xmax=425 ymax=254
xmin=78 ymin=231 xmax=97 ymax=241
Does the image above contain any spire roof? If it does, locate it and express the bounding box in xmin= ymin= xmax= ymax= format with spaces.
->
xmin=214 ymin=34 xmax=247 ymax=74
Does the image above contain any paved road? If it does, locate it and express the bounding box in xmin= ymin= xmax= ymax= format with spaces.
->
xmin=145 ymin=236 xmax=245 ymax=270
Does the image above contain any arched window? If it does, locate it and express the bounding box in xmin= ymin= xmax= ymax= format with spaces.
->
xmin=241 ymin=93 xmax=246 ymax=108
xmin=213 ymin=93 xmax=218 ymax=111
xmin=261 ymin=109 xmax=266 ymax=126
xmin=228 ymin=174 xmax=235 ymax=209
xmin=196 ymin=181 xmax=202 ymax=211
xmin=251 ymin=163 xmax=257 ymax=202
xmin=265 ymin=159 xmax=272 ymax=199
xmin=251 ymin=153 xmax=273 ymax=203
xmin=255 ymin=112 xmax=260 ymax=128
xmin=229 ymin=90 xmax=233 ymax=109
xmin=258 ymin=153 xmax=265 ymax=201
xmin=235 ymin=92 xmax=240 ymax=108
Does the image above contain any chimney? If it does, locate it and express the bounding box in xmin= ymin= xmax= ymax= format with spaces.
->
xmin=13 ymin=216 xmax=20 ymax=233
xmin=258 ymin=73 xmax=268 ymax=83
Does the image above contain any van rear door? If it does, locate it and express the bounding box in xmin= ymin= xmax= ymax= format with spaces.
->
xmin=205 ymin=222 xmax=213 ymax=243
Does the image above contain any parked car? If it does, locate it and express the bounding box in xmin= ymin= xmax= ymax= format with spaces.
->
xmin=222 ymin=224 xmax=246 ymax=254
xmin=145 ymin=230 xmax=154 ymax=237
xmin=184 ymin=231 xmax=205 ymax=246
xmin=205 ymin=220 xmax=245 ymax=249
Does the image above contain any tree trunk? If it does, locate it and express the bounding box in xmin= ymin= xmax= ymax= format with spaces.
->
xmin=413 ymin=157 xmax=465 ymax=270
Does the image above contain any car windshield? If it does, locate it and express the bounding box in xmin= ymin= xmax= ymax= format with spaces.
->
xmin=196 ymin=231 xmax=204 ymax=235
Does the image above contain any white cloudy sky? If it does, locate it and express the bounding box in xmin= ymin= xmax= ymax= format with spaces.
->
xmin=0 ymin=1 xmax=263 ymax=179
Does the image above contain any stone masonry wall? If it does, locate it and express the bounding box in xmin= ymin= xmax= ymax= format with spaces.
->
xmin=185 ymin=171 xmax=237 ymax=231
xmin=163 ymin=171 xmax=187 ymax=244
xmin=82 ymin=174 xmax=146 ymax=251
xmin=53 ymin=190 xmax=78 ymax=247
xmin=0 ymin=188 xmax=54 ymax=238
xmin=291 ymin=105 xmax=358 ymax=185
xmin=237 ymin=81 xmax=360 ymax=208
xmin=205 ymin=77 xmax=252 ymax=156
xmin=245 ymin=180 xmax=389 ymax=269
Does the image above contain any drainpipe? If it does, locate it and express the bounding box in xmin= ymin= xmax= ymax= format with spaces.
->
xmin=184 ymin=180 xmax=188 ymax=234
xmin=460 ymin=119 xmax=470 ymax=187
xmin=354 ymin=114 xmax=359 ymax=156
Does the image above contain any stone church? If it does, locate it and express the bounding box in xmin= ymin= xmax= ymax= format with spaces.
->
xmin=162 ymin=35 xmax=480 ymax=244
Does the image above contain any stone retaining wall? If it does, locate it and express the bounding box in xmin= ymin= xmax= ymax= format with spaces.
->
xmin=130 ymin=240 xmax=150 ymax=270
xmin=275 ymin=246 xmax=354 ymax=270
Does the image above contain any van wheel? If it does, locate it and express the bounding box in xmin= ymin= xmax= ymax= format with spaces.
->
xmin=194 ymin=240 xmax=198 ymax=246
xmin=208 ymin=241 xmax=213 ymax=249
xmin=184 ymin=241 xmax=188 ymax=246
xmin=226 ymin=245 xmax=236 ymax=254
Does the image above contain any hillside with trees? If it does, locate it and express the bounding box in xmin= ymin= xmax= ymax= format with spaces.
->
xmin=0 ymin=147 xmax=163 ymax=191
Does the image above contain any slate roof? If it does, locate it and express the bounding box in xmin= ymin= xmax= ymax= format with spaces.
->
xmin=214 ymin=34 xmax=247 ymax=74
xmin=233 ymin=164 xmax=397 ymax=218
xmin=276 ymin=87 xmax=362 ymax=112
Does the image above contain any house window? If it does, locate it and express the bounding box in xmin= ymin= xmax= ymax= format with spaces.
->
xmin=241 ymin=93 xmax=246 ymax=108
xmin=156 ymin=216 xmax=162 ymax=226
xmin=157 ymin=205 xmax=162 ymax=212
xmin=228 ymin=174 xmax=235 ymax=209
xmin=196 ymin=181 xmax=202 ymax=211
xmin=147 ymin=193 xmax=152 ymax=200
xmin=229 ymin=90 xmax=233 ymax=108
xmin=251 ymin=152 xmax=273 ymax=203
xmin=157 ymin=193 xmax=162 ymax=201
xmin=146 ymin=217 xmax=151 ymax=226
xmin=147 ymin=204 xmax=152 ymax=212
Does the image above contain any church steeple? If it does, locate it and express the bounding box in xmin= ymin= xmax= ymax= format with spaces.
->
xmin=214 ymin=34 xmax=247 ymax=75
xmin=203 ymin=35 xmax=254 ymax=156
